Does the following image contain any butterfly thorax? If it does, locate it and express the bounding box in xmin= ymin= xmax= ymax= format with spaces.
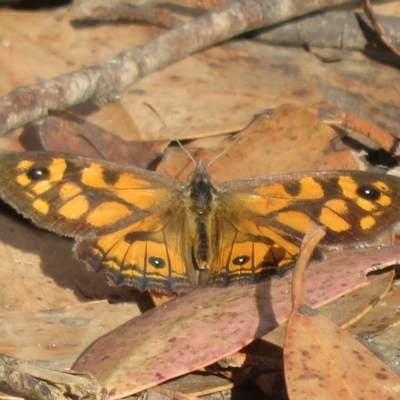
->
xmin=186 ymin=164 xmax=217 ymax=271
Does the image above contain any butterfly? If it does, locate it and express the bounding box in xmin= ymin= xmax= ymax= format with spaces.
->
xmin=0 ymin=151 xmax=399 ymax=293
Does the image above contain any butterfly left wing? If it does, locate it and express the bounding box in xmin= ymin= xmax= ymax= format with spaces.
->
xmin=203 ymin=170 xmax=400 ymax=286
xmin=0 ymin=152 xmax=198 ymax=292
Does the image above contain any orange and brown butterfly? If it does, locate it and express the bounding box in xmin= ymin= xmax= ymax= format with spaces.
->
xmin=0 ymin=151 xmax=399 ymax=293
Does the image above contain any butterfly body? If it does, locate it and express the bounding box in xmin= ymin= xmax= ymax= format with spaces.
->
xmin=1 ymin=151 xmax=400 ymax=293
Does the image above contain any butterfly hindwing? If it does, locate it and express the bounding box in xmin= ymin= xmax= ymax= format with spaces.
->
xmin=76 ymin=210 xmax=197 ymax=292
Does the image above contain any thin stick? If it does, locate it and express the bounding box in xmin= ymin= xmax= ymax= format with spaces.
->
xmin=291 ymin=225 xmax=326 ymax=310
xmin=0 ymin=0 xmax=359 ymax=135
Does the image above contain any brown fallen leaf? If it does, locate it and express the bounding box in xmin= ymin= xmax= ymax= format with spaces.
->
xmin=347 ymin=275 xmax=400 ymax=340
xmin=159 ymin=105 xmax=359 ymax=182
xmin=284 ymin=227 xmax=400 ymax=399
xmin=38 ymin=111 xmax=165 ymax=170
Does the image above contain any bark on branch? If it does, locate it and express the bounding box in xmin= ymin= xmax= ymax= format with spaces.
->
xmin=0 ymin=0 xmax=357 ymax=135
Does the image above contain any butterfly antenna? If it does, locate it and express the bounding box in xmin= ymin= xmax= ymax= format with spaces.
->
xmin=143 ymin=102 xmax=197 ymax=167
xmin=206 ymin=114 xmax=264 ymax=168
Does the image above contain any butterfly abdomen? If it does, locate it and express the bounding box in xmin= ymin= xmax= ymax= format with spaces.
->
xmin=186 ymin=165 xmax=217 ymax=271
xmin=194 ymin=219 xmax=211 ymax=270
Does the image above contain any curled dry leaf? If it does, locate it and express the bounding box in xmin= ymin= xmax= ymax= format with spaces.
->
xmin=38 ymin=112 xmax=165 ymax=170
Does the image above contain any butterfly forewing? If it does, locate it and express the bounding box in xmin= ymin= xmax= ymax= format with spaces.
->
xmin=219 ymin=170 xmax=400 ymax=250
xmin=0 ymin=152 xmax=183 ymax=237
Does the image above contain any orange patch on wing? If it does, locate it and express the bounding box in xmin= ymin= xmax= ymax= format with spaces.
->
xmin=324 ymin=199 xmax=348 ymax=214
xmin=235 ymin=194 xmax=291 ymax=214
xmin=115 ymin=172 xmax=154 ymax=189
xmin=60 ymin=183 xmax=82 ymax=200
xmin=237 ymin=218 xmax=300 ymax=258
xmin=97 ymin=229 xmax=127 ymax=254
xmin=360 ymin=215 xmax=376 ymax=230
xmin=165 ymin=245 xmax=188 ymax=282
xmin=116 ymin=188 xmax=172 ymax=209
xmin=48 ymin=158 xmax=67 ymax=181
xmin=377 ymin=194 xmax=392 ymax=207
xmin=255 ymin=177 xmax=323 ymax=200
xmin=123 ymin=241 xmax=146 ymax=277
xmin=319 ymin=207 xmax=350 ymax=232
xmin=81 ymin=164 xmax=153 ymax=190
xmin=297 ymin=177 xmax=324 ymax=199
xmin=16 ymin=160 xmax=34 ymax=170
xmin=16 ymin=173 xmax=31 ymax=187
xmin=373 ymin=182 xmax=392 ymax=207
xmin=33 ymin=199 xmax=49 ymax=214
xmin=59 ymin=195 xmax=89 ymax=219
xmin=104 ymin=236 xmax=129 ymax=264
xmin=87 ymin=201 xmax=130 ymax=227
xmin=257 ymin=224 xmax=300 ymax=256
xmin=81 ymin=163 xmax=109 ymax=188
xmin=276 ymin=211 xmax=314 ymax=233
xmin=253 ymin=242 xmax=271 ymax=269
xmin=95 ymin=229 xmax=130 ymax=274
xmin=31 ymin=180 xmax=53 ymax=195
xmin=255 ymin=182 xmax=289 ymax=198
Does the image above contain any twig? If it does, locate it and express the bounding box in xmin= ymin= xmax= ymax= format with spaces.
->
xmin=291 ymin=225 xmax=326 ymax=310
xmin=0 ymin=354 xmax=102 ymax=400
xmin=253 ymin=11 xmax=400 ymax=51
xmin=363 ymin=0 xmax=400 ymax=57
xmin=89 ymin=4 xmax=185 ymax=28
xmin=0 ymin=0 xmax=358 ymax=136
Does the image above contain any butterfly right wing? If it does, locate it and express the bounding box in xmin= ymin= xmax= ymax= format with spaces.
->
xmin=203 ymin=170 xmax=400 ymax=287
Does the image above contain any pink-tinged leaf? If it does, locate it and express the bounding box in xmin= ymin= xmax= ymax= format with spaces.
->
xmin=284 ymin=231 xmax=400 ymax=399
xmin=73 ymin=246 xmax=400 ymax=399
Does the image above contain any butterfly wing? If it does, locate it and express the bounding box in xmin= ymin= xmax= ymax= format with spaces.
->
xmin=205 ymin=170 xmax=400 ymax=285
xmin=0 ymin=152 xmax=197 ymax=292
xmin=76 ymin=208 xmax=197 ymax=292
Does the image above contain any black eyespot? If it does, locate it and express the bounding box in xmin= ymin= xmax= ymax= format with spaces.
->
xmin=356 ymin=185 xmax=381 ymax=201
xmin=27 ymin=167 xmax=50 ymax=181
xmin=148 ymin=256 xmax=165 ymax=269
xmin=232 ymin=255 xmax=250 ymax=266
